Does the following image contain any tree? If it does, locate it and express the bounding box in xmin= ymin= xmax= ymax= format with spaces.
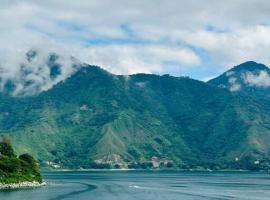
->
xmin=0 ymin=136 xmax=15 ymax=157
xmin=19 ymin=154 xmax=36 ymax=166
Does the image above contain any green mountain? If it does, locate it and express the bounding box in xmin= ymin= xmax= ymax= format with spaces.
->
xmin=1 ymin=59 xmax=270 ymax=170
xmin=208 ymin=61 xmax=270 ymax=99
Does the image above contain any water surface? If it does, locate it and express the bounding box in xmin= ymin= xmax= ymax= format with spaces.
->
xmin=0 ymin=171 xmax=270 ymax=200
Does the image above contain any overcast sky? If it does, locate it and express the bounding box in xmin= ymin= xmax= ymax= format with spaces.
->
xmin=1 ymin=0 xmax=270 ymax=82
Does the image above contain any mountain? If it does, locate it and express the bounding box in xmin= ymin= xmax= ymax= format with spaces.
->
xmin=208 ymin=61 xmax=270 ymax=99
xmin=1 ymin=58 xmax=270 ymax=170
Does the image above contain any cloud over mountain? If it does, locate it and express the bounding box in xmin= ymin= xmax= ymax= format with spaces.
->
xmin=0 ymin=49 xmax=78 ymax=96
xmin=242 ymin=70 xmax=270 ymax=88
xmin=1 ymin=0 xmax=270 ymax=82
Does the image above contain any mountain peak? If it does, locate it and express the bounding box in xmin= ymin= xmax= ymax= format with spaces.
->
xmin=208 ymin=61 xmax=270 ymax=93
xmin=230 ymin=61 xmax=269 ymax=73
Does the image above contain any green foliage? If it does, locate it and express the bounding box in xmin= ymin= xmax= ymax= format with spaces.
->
xmin=0 ymin=138 xmax=42 ymax=183
xmin=0 ymin=136 xmax=15 ymax=157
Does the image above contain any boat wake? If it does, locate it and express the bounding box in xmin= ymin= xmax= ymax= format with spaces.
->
xmin=49 ymin=182 xmax=97 ymax=200
xmin=128 ymin=184 xmax=230 ymax=200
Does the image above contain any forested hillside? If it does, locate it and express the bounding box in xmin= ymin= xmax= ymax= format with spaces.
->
xmin=1 ymin=60 xmax=270 ymax=170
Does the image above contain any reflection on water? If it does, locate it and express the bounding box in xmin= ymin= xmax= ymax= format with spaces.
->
xmin=0 ymin=171 xmax=270 ymax=200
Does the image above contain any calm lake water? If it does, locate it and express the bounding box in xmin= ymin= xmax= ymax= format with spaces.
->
xmin=0 ymin=171 xmax=270 ymax=200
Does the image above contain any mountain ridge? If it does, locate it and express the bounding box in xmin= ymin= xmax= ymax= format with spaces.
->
xmin=1 ymin=60 xmax=270 ymax=170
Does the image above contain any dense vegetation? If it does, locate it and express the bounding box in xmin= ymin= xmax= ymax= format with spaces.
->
xmin=0 ymin=59 xmax=270 ymax=170
xmin=0 ymin=136 xmax=42 ymax=183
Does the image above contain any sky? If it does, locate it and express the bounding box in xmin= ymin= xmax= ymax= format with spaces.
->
xmin=1 ymin=0 xmax=270 ymax=89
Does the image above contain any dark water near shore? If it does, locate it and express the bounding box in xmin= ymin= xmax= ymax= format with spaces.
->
xmin=0 ymin=171 xmax=270 ymax=200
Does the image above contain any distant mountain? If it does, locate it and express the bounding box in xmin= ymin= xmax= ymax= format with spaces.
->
xmin=208 ymin=61 xmax=270 ymax=99
xmin=1 ymin=58 xmax=270 ymax=170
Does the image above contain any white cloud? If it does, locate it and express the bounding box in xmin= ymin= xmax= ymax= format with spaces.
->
xmin=0 ymin=47 xmax=77 ymax=96
xmin=242 ymin=70 xmax=270 ymax=88
xmin=75 ymin=45 xmax=201 ymax=75
xmin=228 ymin=77 xmax=241 ymax=92
xmin=175 ymin=26 xmax=270 ymax=67
xmin=0 ymin=0 xmax=270 ymax=94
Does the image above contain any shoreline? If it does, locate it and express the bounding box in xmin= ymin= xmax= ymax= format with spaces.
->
xmin=42 ymin=168 xmax=266 ymax=173
xmin=0 ymin=181 xmax=46 ymax=190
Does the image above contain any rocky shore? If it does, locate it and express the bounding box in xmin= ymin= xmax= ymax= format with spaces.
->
xmin=0 ymin=181 xmax=46 ymax=189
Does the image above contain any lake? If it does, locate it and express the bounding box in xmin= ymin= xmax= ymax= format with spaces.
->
xmin=0 ymin=171 xmax=270 ymax=200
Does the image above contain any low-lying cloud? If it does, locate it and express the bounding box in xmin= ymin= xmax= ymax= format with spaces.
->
xmin=242 ymin=70 xmax=270 ymax=88
xmin=0 ymin=49 xmax=78 ymax=96
xmin=228 ymin=77 xmax=241 ymax=92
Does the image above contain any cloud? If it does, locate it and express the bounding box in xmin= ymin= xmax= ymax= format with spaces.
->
xmin=0 ymin=0 xmax=270 ymax=94
xmin=173 ymin=26 xmax=270 ymax=67
xmin=0 ymin=48 xmax=78 ymax=96
xmin=228 ymin=77 xmax=241 ymax=92
xmin=242 ymin=70 xmax=270 ymax=88
xmin=225 ymin=72 xmax=241 ymax=92
xmin=75 ymin=45 xmax=201 ymax=75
